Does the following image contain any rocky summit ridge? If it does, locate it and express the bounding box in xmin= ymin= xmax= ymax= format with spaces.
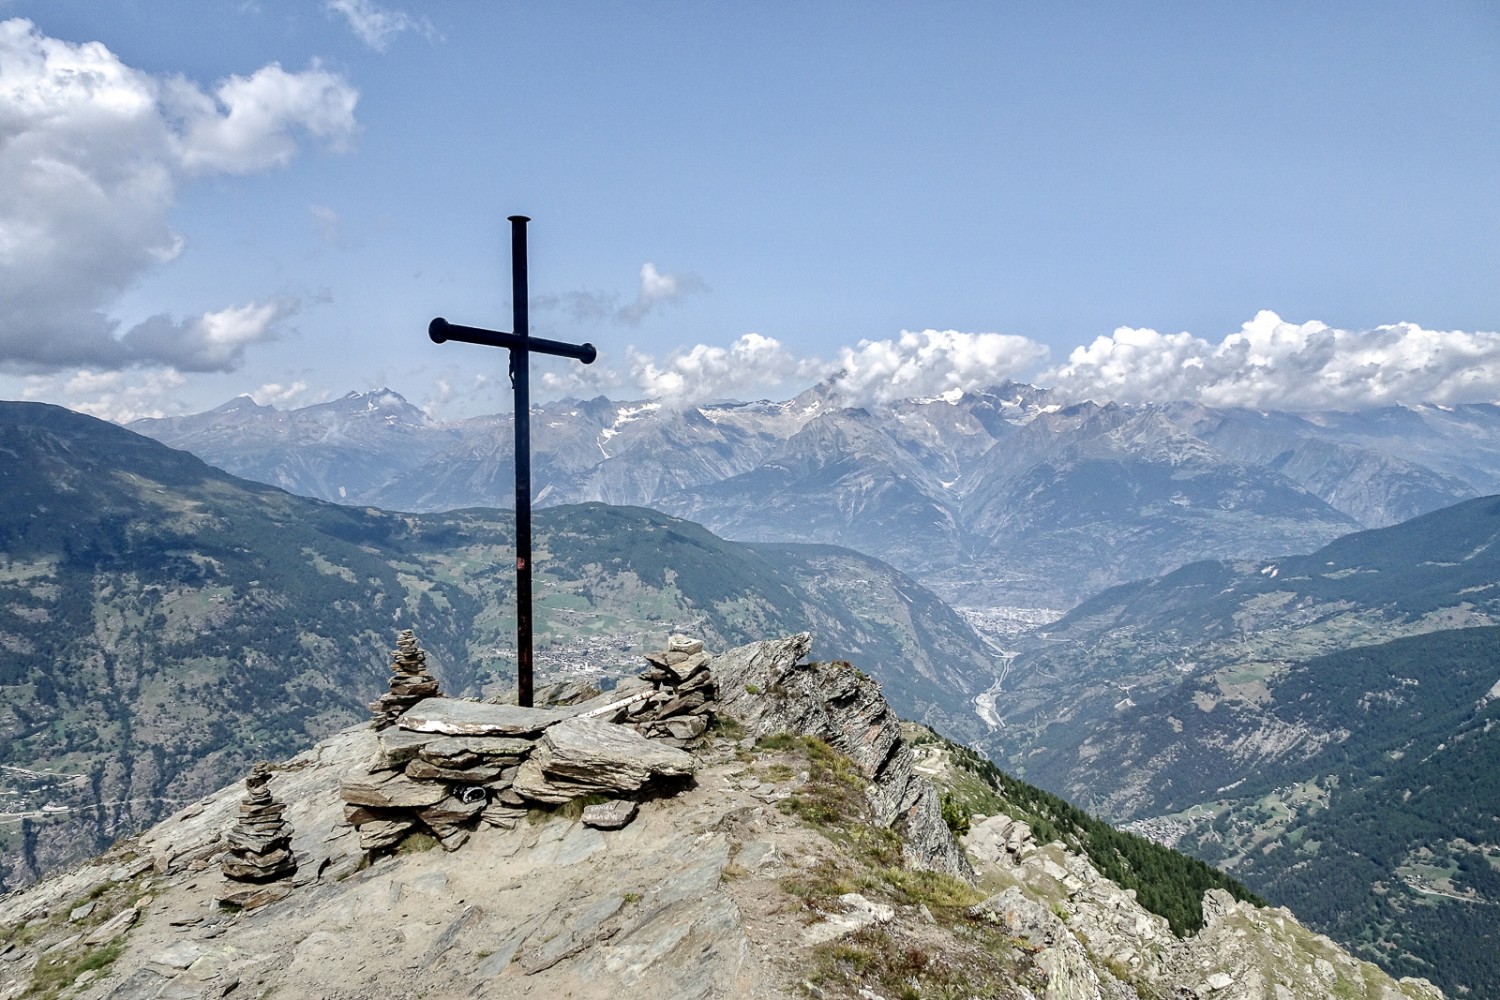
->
xmin=0 ymin=634 xmax=1441 ymax=1000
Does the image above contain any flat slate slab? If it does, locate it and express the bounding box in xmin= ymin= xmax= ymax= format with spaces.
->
xmin=397 ymin=698 xmax=571 ymax=737
xmin=581 ymin=799 xmax=638 ymax=830
xmin=340 ymin=770 xmax=450 ymax=809
xmin=514 ymin=717 xmax=699 ymax=802
xmin=543 ymin=717 xmax=698 ymax=781
xmin=374 ymin=728 xmax=442 ymax=769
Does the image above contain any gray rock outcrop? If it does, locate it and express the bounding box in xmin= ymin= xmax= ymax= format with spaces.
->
xmin=967 ymin=882 xmax=1112 ymax=999
xmin=713 ymin=632 xmax=974 ymax=880
xmin=955 ymin=813 xmax=1445 ymax=1000
xmin=635 ymin=634 xmax=716 ymax=738
xmin=587 ymin=633 xmax=720 ymax=742
xmin=965 ymin=811 xmax=1036 ymax=864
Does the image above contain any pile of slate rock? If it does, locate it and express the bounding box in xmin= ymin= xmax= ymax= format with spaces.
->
xmin=339 ymin=632 xmax=717 ymax=854
xmin=340 ymin=695 xmax=698 ymax=853
xmin=369 ymin=629 xmax=442 ymax=729
xmin=221 ymin=762 xmax=297 ymax=883
xmin=342 ymin=702 xmax=545 ymax=852
xmin=619 ymin=634 xmax=717 ymax=742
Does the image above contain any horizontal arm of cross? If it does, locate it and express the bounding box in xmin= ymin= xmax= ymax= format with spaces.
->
xmin=428 ymin=317 xmax=596 ymax=365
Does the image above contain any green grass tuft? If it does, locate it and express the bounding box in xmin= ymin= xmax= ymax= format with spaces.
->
xmin=395 ymin=831 xmax=439 ymax=854
xmin=21 ymin=939 xmax=125 ymax=1000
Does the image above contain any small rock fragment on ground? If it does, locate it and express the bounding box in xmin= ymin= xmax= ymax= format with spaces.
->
xmin=581 ymin=799 xmax=638 ymax=830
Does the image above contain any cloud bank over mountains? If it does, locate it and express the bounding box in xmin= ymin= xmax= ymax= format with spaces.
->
xmin=536 ymin=312 xmax=1500 ymax=415
xmin=0 ymin=18 xmax=357 ymax=375
xmin=830 ymin=329 xmax=1049 ymax=406
xmin=1048 ymin=311 xmax=1500 ymax=411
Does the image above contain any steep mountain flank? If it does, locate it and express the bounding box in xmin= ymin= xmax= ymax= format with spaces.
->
xmin=1088 ymin=627 xmax=1500 ymax=995
xmin=991 ymin=495 xmax=1500 ymax=774
xmin=952 ymin=402 xmax=1358 ymax=603
xmin=664 ymin=406 xmax=972 ymax=578
xmin=0 ymin=635 xmax=1441 ymax=1000
xmin=1170 ymin=405 xmax=1477 ymax=528
xmin=712 ymin=633 xmax=973 ymax=878
xmin=991 ymin=497 xmax=1500 ymax=994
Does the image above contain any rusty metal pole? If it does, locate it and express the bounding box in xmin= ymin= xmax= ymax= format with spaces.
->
xmin=508 ymin=215 xmax=534 ymax=707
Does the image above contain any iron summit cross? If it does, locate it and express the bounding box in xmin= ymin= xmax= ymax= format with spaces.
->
xmin=427 ymin=215 xmax=597 ymax=707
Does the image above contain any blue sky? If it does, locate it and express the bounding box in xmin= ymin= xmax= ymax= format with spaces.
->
xmin=2 ymin=1 xmax=1498 ymax=420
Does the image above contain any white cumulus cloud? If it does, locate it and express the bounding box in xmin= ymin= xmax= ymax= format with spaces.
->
xmin=167 ymin=61 xmax=358 ymax=175
xmin=536 ymin=328 xmax=1048 ymax=408
xmin=120 ymin=300 xmax=296 ymax=372
xmin=0 ymin=18 xmax=358 ymax=374
xmin=828 ymin=329 xmax=1051 ymax=406
xmin=630 ymin=333 xmax=821 ymax=404
xmin=537 ymin=359 xmax=631 ymax=399
xmin=253 ymin=379 xmax=312 ymax=407
xmin=1046 ymin=310 xmax=1500 ymax=410
xmin=453 ymin=314 xmax=1500 ymax=416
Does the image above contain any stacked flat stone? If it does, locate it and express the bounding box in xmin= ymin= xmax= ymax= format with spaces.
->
xmin=221 ymin=762 xmax=297 ymax=882
xmin=625 ymin=634 xmax=717 ymax=742
xmin=339 ymin=695 xmax=698 ymax=854
xmin=369 ymin=629 xmax=442 ymax=729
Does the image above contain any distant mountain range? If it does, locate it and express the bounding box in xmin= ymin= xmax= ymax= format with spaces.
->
xmin=131 ymin=384 xmax=1500 ymax=607
xmin=0 ymin=401 xmax=994 ymax=889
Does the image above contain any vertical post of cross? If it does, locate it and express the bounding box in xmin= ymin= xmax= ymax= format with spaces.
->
xmin=426 ymin=216 xmax=597 ymax=710
xmin=508 ymin=215 xmax=534 ymax=707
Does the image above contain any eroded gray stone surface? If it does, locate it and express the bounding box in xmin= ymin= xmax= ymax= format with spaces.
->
xmin=338 ymin=770 xmax=449 ymax=809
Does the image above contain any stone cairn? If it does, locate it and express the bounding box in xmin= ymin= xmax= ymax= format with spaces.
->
xmin=221 ymin=762 xmax=296 ymax=882
xmin=339 ymin=633 xmax=715 ymax=855
xmin=621 ymin=634 xmax=717 ymax=742
xmin=370 ymin=629 xmax=442 ymax=729
xmin=343 ymin=720 xmax=535 ymax=853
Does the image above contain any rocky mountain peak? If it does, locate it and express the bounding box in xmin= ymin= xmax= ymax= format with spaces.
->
xmin=207 ymin=395 xmax=269 ymax=414
xmin=325 ymin=388 xmax=428 ymax=423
